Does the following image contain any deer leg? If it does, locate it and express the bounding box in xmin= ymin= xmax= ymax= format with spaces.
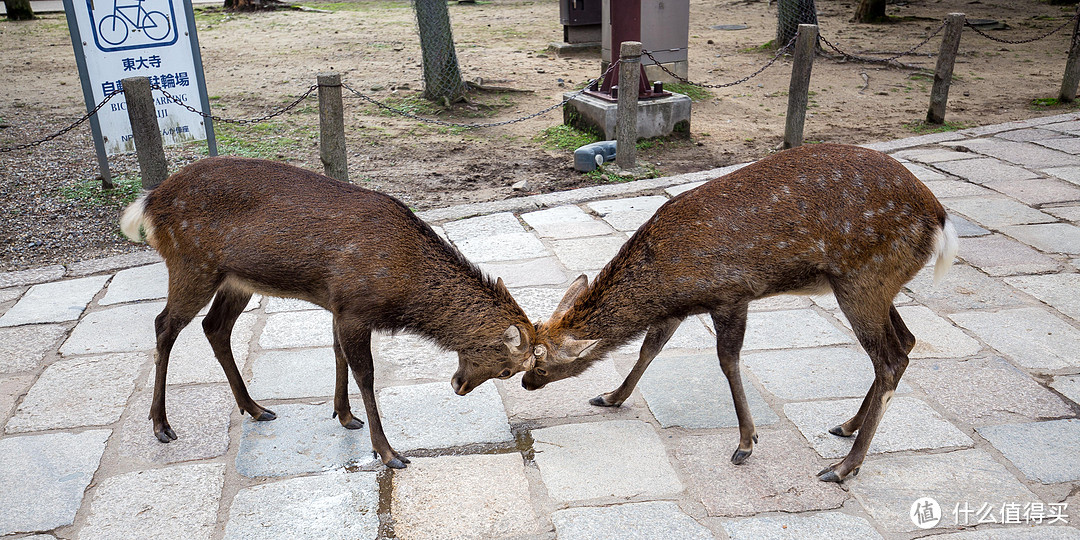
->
xmin=890 ymin=305 xmax=916 ymax=355
xmin=334 ymin=317 xmax=408 ymax=469
xmin=203 ymin=286 xmax=274 ymax=421
xmin=591 ymin=317 xmax=681 ymax=407
xmin=711 ymin=303 xmax=755 ymax=465
xmin=331 ymin=333 xmax=363 ymax=430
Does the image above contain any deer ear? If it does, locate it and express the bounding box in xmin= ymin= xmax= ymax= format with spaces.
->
xmin=496 ymin=277 xmax=509 ymax=293
xmin=553 ymin=274 xmax=589 ymax=319
xmin=561 ymin=338 xmax=600 ymax=361
xmin=502 ymin=324 xmax=531 ymax=354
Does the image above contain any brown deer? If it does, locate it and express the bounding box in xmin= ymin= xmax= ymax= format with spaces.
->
xmin=120 ymin=156 xmax=536 ymax=468
xmin=521 ymin=144 xmax=958 ymax=482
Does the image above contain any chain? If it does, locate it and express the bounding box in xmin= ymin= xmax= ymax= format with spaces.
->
xmin=641 ymin=34 xmax=797 ymax=89
xmin=341 ymin=60 xmax=622 ymax=129
xmin=0 ymin=89 xmax=124 ymax=153
xmin=819 ymin=20 xmax=946 ymax=65
xmin=154 ymin=84 xmax=318 ymax=124
xmin=964 ymin=13 xmax=1078 ymax=45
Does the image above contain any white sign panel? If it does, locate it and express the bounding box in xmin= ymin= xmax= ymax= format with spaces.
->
xmin=67 ymin=0 xmax=209 ymax=155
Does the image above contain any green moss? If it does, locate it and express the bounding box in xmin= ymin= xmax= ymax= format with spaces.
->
xmin=663 ymin=83 xmax=713 ymax=102
xmin=535 ymin=124 xmax=600 ymax=151
xmin=60 ymin=174 xmax=142 ymax=206
xmin=905 ymin=120 xmax=967 ymax=134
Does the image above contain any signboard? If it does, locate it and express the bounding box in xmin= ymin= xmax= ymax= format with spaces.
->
xmin=63 ymin=0 xmax=215 ymax=165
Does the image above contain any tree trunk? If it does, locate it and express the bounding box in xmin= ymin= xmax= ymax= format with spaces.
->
xmin=776 ymin=0 xmax=817 ymax=48
xmin=413 ymin=0 xmax=466 ymax=103
xmin=4 ymin=0 xmax=35 ymax=21
xmin=854 ymin=0 xmax=887 ymax=23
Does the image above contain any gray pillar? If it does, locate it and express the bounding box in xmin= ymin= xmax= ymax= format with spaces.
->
xmin=926 ymin=13 xmax=965 ymax=124
xmin=122 ymin=76 xmax=169 ymax=189
xmin=318 ymin=72 xmax=348 ymax=183
xmin=782 ymin=24 xmax=817 ymax=150
xmin=616 ymin=41 xmax=642 ymax=170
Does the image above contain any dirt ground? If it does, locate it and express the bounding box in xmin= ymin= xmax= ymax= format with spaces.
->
xmin=0 ymin=0 xmax=1077 ymax=271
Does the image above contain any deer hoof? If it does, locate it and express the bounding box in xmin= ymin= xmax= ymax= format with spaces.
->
xmin=731 ymin=447 xmax=753 ymax=465
xmin=343 ymin=418 xmax=364 ymax=430
xmin=254 ymin=409 xmax=277 ymax=421
xmin=816 ymin=465 xmax=848 ymax=483
xmin=386 ymin=457 xmax=409 ymax=469
xmin=154 ymin=426 xmax=177 ymax=443
xmin=752 ymin=434 xmax=759 ymax=444
xmin=828 ymin=424 xmax=854 ymax=437
xmin=588 ymin=395 xmax=622 ymax=407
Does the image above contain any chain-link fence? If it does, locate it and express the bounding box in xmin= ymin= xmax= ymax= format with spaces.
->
xmin=776 ymin=0 xmax=818 ymax=48
xmin=413 ymin=0 xmax=467 ymax=103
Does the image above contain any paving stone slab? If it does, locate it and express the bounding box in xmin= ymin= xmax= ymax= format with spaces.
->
xmin=0 ymin=274 xmax=109 ymax=327
xmin=985 ymin=177 xmax=1080 ymax=207
xmin=65 ymin=250 xmax=162 ymax=277
xmin=0 ymin=430 xmax=109 ymax=535
xmin=223 ymin=471 xmax=379 ymax=540
xmin=1042 ymin=119 xmax=1080 ymax=133
xmin=372 ymin=332 xmax=457 ymax=384
xmin=932 ymin=527 xmax=1080 ymax=539
xmin=1044 ymin=165 xmax=1080 ymax=186
xmin=249 ymin=348 xmax=337 ymax=399
xmin=99 ymin=262 xmax=168 ymax=305
xmin=1002 ymin=223 xmax=1080 ymax=254
xmin=904 ymin=162 xmax=948 ymax=182
xmin=477 ymin=257 xmax=568 ymax=287
xmin=586 ymin=195 xmax=669 ymax=231
xmin=549 ymin=235 xmax=628 ymax=271
xmin=957 ymin=234 xmax=1060 ymax=276
xmin=501 ymin=358 xmax=626 ymax=421
xmin=259 ymin=309 xmax=334 ymax=349
xmin=264 ymin=296 xmax=320 ymax=313
xmin=723 ymin=512 xmax=883 ymax=540
xmin=1044 ymin=204 xmax=1080 ymax=222
xmin=952 ymin=139 xmax=1076 ymax=168
xmin=639 ymin=353 xmax=779 ymax=429
xmin=117 ymin=385 xmax=234 ymax=465
xmin=520 ymin=205 xmax=615 ymax=239
xmin=391 ymin=454 xmax=540 ymax=540
xmin=0 ymin=285 xmax=24 ymax=305
xmin=949 ymin=308 xmax=1080 ymax=370
xmin=0 ymin=323 xmax=67 ymax=373
xmin=932 ymin=157 xmax=1039 ymax=185
xmin=377 ymin=381 xmax=512 ymax=452
xmin=0 ymin=265 xmax=66 ymax=289
xmin=674 ymin=430 xmax=847 ymax=516
xmin=749 ymin=294 xmax=813 ymax=311
xmin=1050 ymin=375 xmax=1080 ymax=406
xmin=892 ymin=148 xmax=981 ymax=163
xmin=553 ymin=501 xmax=715 ymax=540
xmin=785 ymin=397 xmax=972 ymax=459
xmin=441 ymin=212 xmax=525 ymax=241
xmin=924 ymin=180 xmax=997 ymax=199
xmin=155 ymin=312 xmax=256 ymax=385
xmin=978 ymin=419 xmax=1080 ymax=483
xmin=236 ymin=403 xmax=377 ymax=477
xmin=905 ymin=264 xmax=1031 ymax=312
xmin=6 ymin=352 xmax=143 ymax=433
xmin=1005 ymin=273 xmax=1080 ymax=322
xmin=996 ymin=128 xmax=1070 ymax=142
xmin=59 ymin=301 xmax=161 ymax=355
xmin=0 ymin=373 xmax=32 ymax=430
xmin=532 ymin=419 xmax=683 ymax=503
xmin=666 ymin=180 xmax=707 ymax=196
xmin=895 ymin=305 xmax=982 ymax=358
xmin=507 ymin=286 xmax=565 ymax=322
xmin=850 ymin=449 xmax=1040 ymax=533
xmin=906 ymin=357 xmax=1073 ymax=425
xmin=949 ymin=214 xmax=992 ymax=237
xmin=79 ymin=463 xmax=225 ymax=540
xmin=743 ymin=309 xmax=853 ymax=351
xmin=453 ymin=232 xmax=551 ymax=263
xmin=618 ymin=315 xmax=716 ymax=354
xmin=744 ymin=346 xmax=911 ymax=401
xmin=863 ymin=131 xmax=966 ymax=152
xmin=944 ymin=197 xmax=1056 ymax=228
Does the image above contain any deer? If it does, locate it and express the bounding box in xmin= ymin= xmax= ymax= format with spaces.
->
xmin=521 ymin=144 xmax=958 ymax=482
xmin=120 ymin=156 xmax=537 ymax=469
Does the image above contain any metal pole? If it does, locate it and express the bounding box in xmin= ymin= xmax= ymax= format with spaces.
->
xmin=782 ymin=24 xmax=817 ymax=150
xmin=926 ymin=13 xmax=965 ymax=124
xmin=122 ymin=77 xmax=169 ymax=190
xmin=616 ymin=41 xmax=642 ymax=170
xmin=1060 ymin=7 xmax=1080 ymax=103
xmin=62 ymin=0 xmax=112 ymax=188
xmin=318 ymin=72 xmax=348 ymax=183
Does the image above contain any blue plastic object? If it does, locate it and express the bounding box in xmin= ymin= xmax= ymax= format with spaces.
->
xmin=573 ymin=140 xmax=617 ymax=172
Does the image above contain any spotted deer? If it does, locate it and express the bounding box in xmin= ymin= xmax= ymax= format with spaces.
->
xmin=120 ymin=156 xmax=536 ymax=468
xmin=522 ymin=143 xmax=958 ymax=482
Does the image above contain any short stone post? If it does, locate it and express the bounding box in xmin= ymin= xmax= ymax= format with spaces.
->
xmin=782 ymin=24 xmax=817 ymax=150
xmin=616 ymin=41 xmax=642 ymax=170
xmin=926 ymin=13 xmax=965 ymax=124
xmin=318 ymin=72 xmax=348 ymax=183
xmin=1059 ymin=7 xmax=1080 ymax=103
xmin=122 ymin=76 xmax=169 ymax=189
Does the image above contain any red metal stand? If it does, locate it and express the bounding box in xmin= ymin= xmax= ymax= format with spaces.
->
xmin=585 ymin=0 xmax=668 ymax=102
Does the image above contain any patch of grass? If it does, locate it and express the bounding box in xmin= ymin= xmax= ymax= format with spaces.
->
xmin=739 ymin=40 xmax=775 ymax=53
xmin=585 ymin=164 xmax=659 ymax=183
xmin=1031 ymin=97 xmax=1080 ymax=109
xmin=196 ymin=121 xmax=315 ymax=159
xmin=60 ymin=174 xmax=142 ymax=206
xmin=663 ymin=82 xmax=712 ymax=102
xmin=535 ymin=124 xmax=600 ymax=151
xmin=905 ymin=120 xmax=967 ymax=134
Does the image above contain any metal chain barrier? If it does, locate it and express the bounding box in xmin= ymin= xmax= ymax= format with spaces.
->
xmin=0 ymin=89 xmax=123 ymax=153
xmin=155 ymin=84 xmax=318 ymax=124
xmin=818 ymin=20 xmax=946 ymax=66
xmin=964 ymin=12 xmax=1078 ymax=45
xmin=642 ymin=34 xmax=797 ymax=89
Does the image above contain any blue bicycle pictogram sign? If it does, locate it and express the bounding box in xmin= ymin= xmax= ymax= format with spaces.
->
xmin=87 ymin=0 xmax=177 ymax=52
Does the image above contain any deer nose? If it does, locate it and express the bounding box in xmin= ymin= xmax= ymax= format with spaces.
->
xmin=451 ymin=375 xmax=469 ymax=396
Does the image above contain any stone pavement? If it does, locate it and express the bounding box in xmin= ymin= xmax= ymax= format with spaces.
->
xmin=3 ymin=112 xmax=1080 ymax=540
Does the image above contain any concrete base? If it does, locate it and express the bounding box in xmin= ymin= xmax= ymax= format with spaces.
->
xmin=563 ymin=91 xmax=691 ymax=141
xmin=548 ymin=42 xmax=602 ymax=57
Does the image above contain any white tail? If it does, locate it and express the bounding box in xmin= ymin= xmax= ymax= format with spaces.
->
xmin=119 ymin=194 xmax=152 ymax=244
xmin=933 ymin=217 xmax=959 ymax=285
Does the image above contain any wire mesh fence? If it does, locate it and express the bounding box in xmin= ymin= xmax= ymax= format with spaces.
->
xmin=412 ymin=0 xmax=467 ymax=104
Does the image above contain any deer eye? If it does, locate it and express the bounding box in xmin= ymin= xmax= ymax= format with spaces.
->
xmin=498 ymin=369 xmax=513 ymax=379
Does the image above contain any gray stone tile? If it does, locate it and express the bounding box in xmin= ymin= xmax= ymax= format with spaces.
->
xmin=377 ymin=381 xmax=512 ymax=452
xmin=905 ymin=357 xmax=1073 ymax=425
xmin=892 ymin=148 xmax=980 ymax=163
xmin=99 ymin=262 xmax=168 ymax=305
xmin=674 ymin=430 xmax=847 ymax=516
xmin=744 ymin=346 xmax=911 ymax=401
xmin=978 ymin=419 xmax=1080 ymax=483
xmin=749 ymin=294 xmax=813 ymax=311
xmin=743 ymin=309 xmax=853 ymax=351
xmin=586 ymin=195 xmax=668 ymax=231
xmin=532 ymin=420 xmax=683 ymax=503
xmin=863 ymin=131 xmax=965 ymax=152
xmin=850 ymin=449 xmax=1040 ymax=533
xmin=896 ymin=305 xmax=982 ymax=358
xmin=79 ymin=463 xmax=225 ymax=540
xmin=1036 ymin=137 xmax=1080 ymax=154
xmin=905 ymin=264 xmax=1031 ymax=312
xmin=0 ymin=265 xmax=66 ymax=289
xmin=619 ymin=315 xmax=716 ymax=354
xmin=944 ymin=197 xmax=1056 ymax=228
xmin=638 ymin=353 xmax=778 ymax=429
xmin=441 ymin=212 xmax=524 ymax=241
xmin=391 ymin=454 xmax=540 ymax=540
xmin=933 ymin=157 xmax=1039 ymax=184
xmin=0 ymin=430 xmax=109 ymax=535
xmin=373 ymin=332 xmax=457 ymax=384
xmin=1006 ymin=273 xmax=1080 ymax=322
xmin=117 ymin=385 xmax=234 ymax=465
xmin=949 ymin=308 xmax=1080 ymax=370
xmin=0 ymin=324 xmax=67 ymax=373
xmin=520 ymin=205 xmax=615 ymax=239
xmin=1051 ymin=375 xmax=1080 ymax=406
xmin=0 ymin=285 xmax=24 ymax=305
xmin=156 ymin=313 xmax=257 ymax=385
xmin=1043 ymin=119 xmax=1080 ymax=133
xmin=65 ymin=250 xmax=162 ymax=277
xmin=236 ymin=403 xmax=377 ymax=477
xmin=1002 ymin=223 xmax=1080 ymax=254
xmin=954 ymin=139 xmax=1076 ymax=168
xmin=224 ymin=471 xmax=379 ymax=540
xmin=549 ymin=235 xmax=627 ymax=271
xmin=785 ymin=397 xmax=972 ymax=459
xmin=507 ymin=286 xmax=564 ymax=323
xmin=453 ymin=232 xmax=550 ymax=263
xmin=723 ymin=512 xmax=883 ymax=540
xmin=59 ymin=301 xmax=161 ymax=355
xmin=665 ymin=180 xmax=707 ymax=196
xmin=6 ymin=352 xmax=143 ymax=433
xmin=1044 ymin=165 xmax=1080 ymax=186
xmin=958 ymin=234 xmax=1061 ymax=276
xmin=259 ymin=309 xmax=333 ymax=349
xmin=985 ymin=177 xmax=1080 ymax=206
xmin=996 ymin=128 xmax=1070 ymax=142
xmin=554 ymin=501 xmax=716 ymax=540
xmin=0 ymin=275 xmax=109 ymax=327
xmin=0 ymin=373 xmax=32 ymax=430
xmin=1045 ymin=204 xmax=1080 ymax=222
xmin=478 ymin=257 xmax=568 ymax=287
xmin=250 ymin=348 xmax=336 ymax=399
xmin=924 ymin=179 xmax=996 ymax=199
xmin=501 ymin=359 xmax=627 ymax=421
xmin=263 ymin=296 xmax=319 ymax=313
xmin=904 ymin=162 xmax=948 ymax=182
